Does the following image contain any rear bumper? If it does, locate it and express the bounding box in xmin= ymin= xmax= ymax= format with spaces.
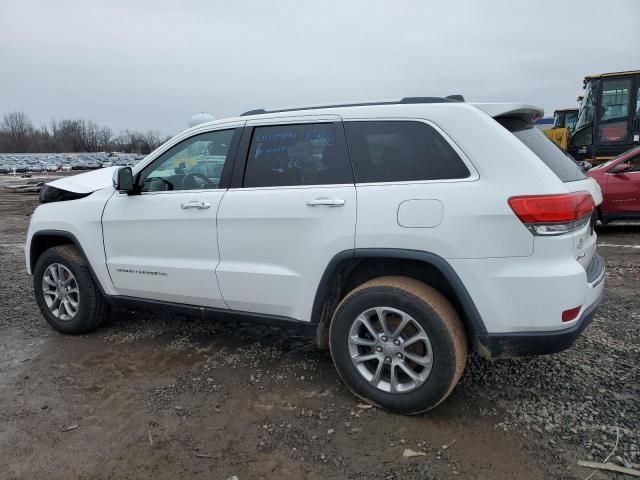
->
xmin=476 ymin=291 xmax=602 ymax=358
xmin=475 ymin=254 xmax=605 ymax=359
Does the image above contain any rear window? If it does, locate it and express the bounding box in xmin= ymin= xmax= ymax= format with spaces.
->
xmin=498 ymin=117 xmax=586 ymax=182
xmin=344 ymin=121 xmax=470 ymax=183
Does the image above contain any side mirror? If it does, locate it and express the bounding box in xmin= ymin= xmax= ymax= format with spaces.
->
xmin=113 ymin=166 xmax=134 ymax=193
xmin=611 ymin=163 xmax=630 ymax=174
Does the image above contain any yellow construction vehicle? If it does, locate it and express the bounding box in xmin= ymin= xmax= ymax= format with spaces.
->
xmin=544 ymin=108 xmax=579 ymax=150
xmin=569 ymin=70 xmax=640 ymax=163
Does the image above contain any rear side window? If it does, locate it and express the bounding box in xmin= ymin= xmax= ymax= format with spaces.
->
xmin=344 ymin=121 xmax=470 ymax=183
xmin=498 ymin=117 xmax=586 ymax=182
xmin=244 ymin=123 xmax=353 ymax=187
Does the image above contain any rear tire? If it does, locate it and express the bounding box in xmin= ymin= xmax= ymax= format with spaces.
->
xmin=33 ymin=245 xmax=109 ymax=334
xmin=329 ymin=276 xmax=467 ymax=414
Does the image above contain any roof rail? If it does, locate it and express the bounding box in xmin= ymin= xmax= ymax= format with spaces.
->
xmin=240 ymin=96 xmax=464 ymax=117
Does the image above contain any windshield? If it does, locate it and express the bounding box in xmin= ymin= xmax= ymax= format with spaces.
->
xmin=576 ymin=81 xmax=595 ymax=130
xmin=498 ymin=117 xmax=586 ymax=182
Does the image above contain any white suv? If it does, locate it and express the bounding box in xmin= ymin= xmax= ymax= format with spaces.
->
xmin=26 ymin=98 xmax=605 ymax=414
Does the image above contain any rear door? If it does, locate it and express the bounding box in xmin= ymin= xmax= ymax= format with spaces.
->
xmin=215 ymin=116 xmax=356 ymax=321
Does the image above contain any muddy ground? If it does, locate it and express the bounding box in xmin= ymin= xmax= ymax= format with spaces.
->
xmin=0 ymin=183 xmax=638 ymax=480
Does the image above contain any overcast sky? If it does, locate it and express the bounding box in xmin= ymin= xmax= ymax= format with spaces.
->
xmin=1 ymin=0 xmax=638 ymax=136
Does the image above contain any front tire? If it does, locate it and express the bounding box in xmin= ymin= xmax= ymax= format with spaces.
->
xmin=33 ymin=245 xmax=109 ymax=334
xmin=329 ymin=276 xmax=467 ymax=414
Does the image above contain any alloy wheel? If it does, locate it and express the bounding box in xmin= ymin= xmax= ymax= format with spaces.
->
xmin=42 ymin=263 xmax=80 ymax=321
xmin=348 ymin=306 xmax=433 ymax=393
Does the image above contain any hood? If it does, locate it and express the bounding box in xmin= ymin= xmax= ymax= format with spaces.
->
xmin=46 ymin=166 xmax=118 ymax=194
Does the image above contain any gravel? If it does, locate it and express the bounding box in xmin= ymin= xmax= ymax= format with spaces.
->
xmin=1 ymin=190 xmax=638 ymax=479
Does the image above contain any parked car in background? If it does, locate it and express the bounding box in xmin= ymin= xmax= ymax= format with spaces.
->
xmin=587 ymin=146 xmax=640 ymax=224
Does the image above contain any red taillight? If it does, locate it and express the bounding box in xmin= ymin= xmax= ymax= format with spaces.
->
xmin=508 ymin=192 xmax=594 ymax=224
xmin=562 ymin=306 xmax=581 ymax=322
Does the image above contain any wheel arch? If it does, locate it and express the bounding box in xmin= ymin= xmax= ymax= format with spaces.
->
xmin=29 ymin=230 xmax=107 ymax=296
xmin=312 ymin=249 xmax=486 ymax=349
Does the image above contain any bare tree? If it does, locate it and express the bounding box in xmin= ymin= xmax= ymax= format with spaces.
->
xmin=1 ymin=111 xmax=33 ymax=152
xmin=0 ymin=111 xmax=170 ymax=153
xmin=55 ymin=119 xmax=85 ymax=152
xmin=97 ymin=126 xmax=112 ymax=151
xmin=80 ymin=120 xmax=100 ymax=152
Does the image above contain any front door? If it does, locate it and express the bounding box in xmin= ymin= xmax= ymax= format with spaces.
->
xmin=101 ymin=126 xmax=242 ymax=307
xmin=216 ymin=118 xmax=356 ymax=321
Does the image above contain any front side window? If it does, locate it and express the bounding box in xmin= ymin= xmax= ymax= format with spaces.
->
xmin=140 ymin=129 xmax=235 ymax=192
xmin=243 ymin=123 xmax=353 ymax=187
xmin=600 ymin=78 xmax=631 ymax=122
xmin=344 ymin=121 xmax=470 ymax=183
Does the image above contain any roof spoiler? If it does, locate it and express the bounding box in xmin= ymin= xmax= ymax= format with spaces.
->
xmin=471 ymin=103 xmax=544 ymax=123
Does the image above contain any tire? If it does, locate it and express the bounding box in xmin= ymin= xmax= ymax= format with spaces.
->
xmin=329 ymin=276 xmax=467 ymax=414
xmin=33 ymin=245 xmax=110 ymax=334
xmin=597 ymin=208 xmax=608 ymax=226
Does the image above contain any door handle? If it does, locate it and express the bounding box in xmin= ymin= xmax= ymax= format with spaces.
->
xmin=306 ymin=197 xmax=345 ymax=207
xmin=181 ymin=201 xmax=211 ymax=210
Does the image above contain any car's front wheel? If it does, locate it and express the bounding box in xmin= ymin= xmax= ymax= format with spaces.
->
xmin=329 ymin=276 xmax=467 ymax=414
xmin=33 ymin=245 xmax=109 ymax=334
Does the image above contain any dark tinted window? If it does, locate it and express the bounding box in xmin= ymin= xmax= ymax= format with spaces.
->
xmin=244 ymin=123 xmax=353 ymax=187
xmin=498 ymin=117 xmax=586 ymax=182
xmin=344 ymin=121 xmax=470 ymax=183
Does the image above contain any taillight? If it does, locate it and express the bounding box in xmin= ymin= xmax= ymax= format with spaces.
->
xmin=508 ymin=191 xmax=594 ymax=236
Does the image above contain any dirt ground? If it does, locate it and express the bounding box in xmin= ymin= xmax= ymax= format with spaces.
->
xmin=0 ymin=183 xmax=638 ymax=480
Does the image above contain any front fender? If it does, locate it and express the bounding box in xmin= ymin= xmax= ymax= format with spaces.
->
xmin=26 ymin=189 xmax=117 ymax=295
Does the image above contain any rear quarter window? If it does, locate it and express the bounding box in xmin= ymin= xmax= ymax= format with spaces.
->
xmin=497 ymin=117 xmax=586 ymax=182
xmin=344 ymin=121 xmax=470 ymax=183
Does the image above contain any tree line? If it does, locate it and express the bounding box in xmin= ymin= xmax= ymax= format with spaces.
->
xmin=0 ymin=111 xmax=171 ymax=154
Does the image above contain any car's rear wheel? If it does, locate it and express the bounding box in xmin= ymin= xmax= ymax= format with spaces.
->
xmin=329 ymin=276 xmax=467 ymax=414
xmin=33 ymin=245 xmax=109 ymax=334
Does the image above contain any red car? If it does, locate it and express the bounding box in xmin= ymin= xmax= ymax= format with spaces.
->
xmin=587 ymin=146 xmax=640 ymax=224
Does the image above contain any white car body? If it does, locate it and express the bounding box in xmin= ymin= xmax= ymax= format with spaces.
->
xmin=26 ymin=99 xmax=605 ymax=359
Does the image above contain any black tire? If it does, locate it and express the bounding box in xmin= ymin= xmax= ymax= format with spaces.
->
xmin=597 ymin=208 xmax=608 ymax=226
xmin=33 ymin=245 xmax=110 ymax=334
xmin=329 ymin=276 xmax=467 ymax=414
